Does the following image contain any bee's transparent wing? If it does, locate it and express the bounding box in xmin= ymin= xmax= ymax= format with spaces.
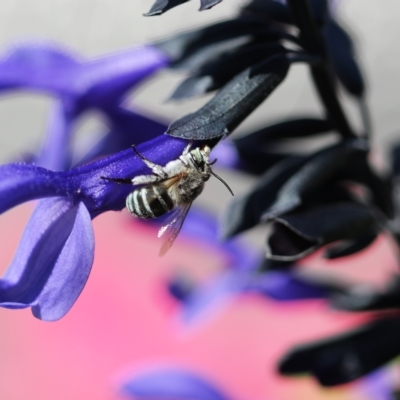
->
xmin=158 ymin=202 xmax=192 ymax=256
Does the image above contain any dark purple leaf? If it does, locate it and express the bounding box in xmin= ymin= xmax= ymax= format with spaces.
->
xmin=309 ymin=0 xmax=329 ymax=26
xmin=154 ymin=16 xmax=296 ymax=70
xmin=145 ymin=0 xmax=190 ymax=16
xmin=261 ymin=139 xmax=368 ymax=221
xmin=257 ymin=258 xmax=293 ymax=272
xmin=155 ymin=18 xmax=263 ymax=62
xmin=221 ymin=156 xmax=305 ymax=239
xmin=171 ymin=37 xmax=253 ymax=72
xmin=392 ymin=143 xmax=400 ymax=176
xmin=169 ymin=76 xmax=213 ymax=100
xmin=338 ymin=153 xmax=394 ymax=218
xmin=325 ymin=20 xmax=365 ymax=97
xmin=167 ymin=55 xmax=290 ymax=140
xmin=279 ymin=317 xmax=400 ymax=386
xmin=233 ymin=117 xmax=333 ymax=170
xmin=199 ymin=0 xmax=222 ymax=10
xmin=323 ymin=233 xmax=377 ymax=259
xmin=169 ymin=42 xmax=286 ymax=99
xmin=266 ymin=202 xmax=379 ymax=261
xmin=331 ymin=275 xmax=400 ymax=312
xmin=241 ymin=0 xmax=292 ymax=24
xmin=222 ymin=140 xmax=368 ymax=239
xmin=235 ymin=151 xmax=290 ymax=175
xmin=235 ymin=118 xmax=332 ymax=145
xmin=241 ymin=0 xmax=328 ymax=26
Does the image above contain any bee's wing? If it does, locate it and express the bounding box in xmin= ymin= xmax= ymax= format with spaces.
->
xmin=158 ymin=202 xmax=192 ymax=257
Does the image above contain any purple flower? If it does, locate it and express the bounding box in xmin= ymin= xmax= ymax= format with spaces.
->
xmin=356 ymin=370 xmax=394 ymax=400
xmin=173 ymin=269 xmax=347 ymax=325
xmin=120 ymin=368 xmax=233 ymax=400
xmin=0 ymin=198 xmax=94 ymax=321
xmin=166 ymin=208 xmax=343 ymax=324
xmin=0 ymin=41 xmax=178 ymax=321
xmin=204 ymin=140 xmax=244 ymax=171
xmin=0 ymin=135 xmax=188 ymax=321
xmin=0 ymin=42 xmax=169 ymax=169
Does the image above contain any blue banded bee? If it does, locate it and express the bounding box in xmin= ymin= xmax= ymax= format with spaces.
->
xmin=102 ymin=141 xmax=233 ymax=256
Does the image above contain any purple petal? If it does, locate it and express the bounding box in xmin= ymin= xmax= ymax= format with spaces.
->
xmin=180 ymin=273 xmax=247 ymax=324
xmin=78 ymin=45 xmax=169 ymax=109
xmin=37 ymin=101 xmax=73 ymax=170
xmin=243 ymin=271 xmax=331 ymax=301
xmin=0 ymin=42 xmax=79 ymax=94
xmin=121 ymin=368 xmax=231 ymax=400
xmin=357 ymin=369 xmax=393 ymax=400
xmin=178 ymin=270 xmax=331 ymax=323
xmin=32 ymin=200 xmax=94 ymax=320
xmin=0 ymin=163 xmax=66 ymax=214
xmin=210 ymin=140 xmax=243 ymax=170
xmin=0 ymin=198 xmax=94 ymax=321
xmin=0 ymin=43 xmax=168 ymax=105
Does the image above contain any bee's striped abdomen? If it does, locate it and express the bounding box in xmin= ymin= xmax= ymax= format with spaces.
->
xmin=126 ymin=185 xmax=174 ymax=219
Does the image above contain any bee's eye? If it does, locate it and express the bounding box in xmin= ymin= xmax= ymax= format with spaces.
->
xmin=190 ymin=149 xmax=204 ymax=166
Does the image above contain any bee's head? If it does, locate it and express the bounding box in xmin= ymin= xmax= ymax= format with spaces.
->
xmin=191 ymin=145 xmax=234 ymax=196
xmin=190 ymin=146 xmax=210 ymax=171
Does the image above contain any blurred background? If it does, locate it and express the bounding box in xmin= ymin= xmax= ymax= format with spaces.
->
xmin=0 ymin=1 xmax=400 ymax=399
xmin=1 ymin=0 xmax=400 ymax=159
xmin=0 ymin=0 xmax=400 ymax=216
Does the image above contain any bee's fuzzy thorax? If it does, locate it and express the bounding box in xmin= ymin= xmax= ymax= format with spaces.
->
xmin=102 ymin=142 xmax=227 ymax=255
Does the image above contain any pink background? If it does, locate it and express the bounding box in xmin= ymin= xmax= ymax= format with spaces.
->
xmin=0 ymin=204 xmax=397 ymax=400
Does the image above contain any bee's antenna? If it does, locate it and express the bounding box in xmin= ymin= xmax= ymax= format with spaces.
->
xmin=131 ymin=144 xmax=144 ymax=160
xmin=210 ymin=170 xmax=234 ymax=196
xmin=101 ymin=176 xmax=133 ymax=184
xmin=183 ymin=139 xmax=194 ymax=155
xmin=210 ymin=158 xmax=218 ymax=165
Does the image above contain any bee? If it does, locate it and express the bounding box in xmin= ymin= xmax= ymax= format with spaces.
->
xmin=102 ymin=141 xmax=233 ymax=256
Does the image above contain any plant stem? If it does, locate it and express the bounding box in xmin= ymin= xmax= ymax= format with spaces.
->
xmin=286 ymin=0 xmax=357 ymax=138
xmin=359 ymin=97 xmax=371 ymax=140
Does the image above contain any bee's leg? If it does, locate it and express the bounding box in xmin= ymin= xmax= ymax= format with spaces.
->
xmin=131 ymin=174 xmax=162 ymax=185
xmin=101 ymin=176 xmax=132 ymax=184
xmin=179 ymin=140 xmax=194 ymax=166
xmin=101 ymin=175 xmax=161 ymax=185
xmin=182 ymin=139 xmax=194 ymax=156
xmin=131 ymin=145 xmax=168 ymax=179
